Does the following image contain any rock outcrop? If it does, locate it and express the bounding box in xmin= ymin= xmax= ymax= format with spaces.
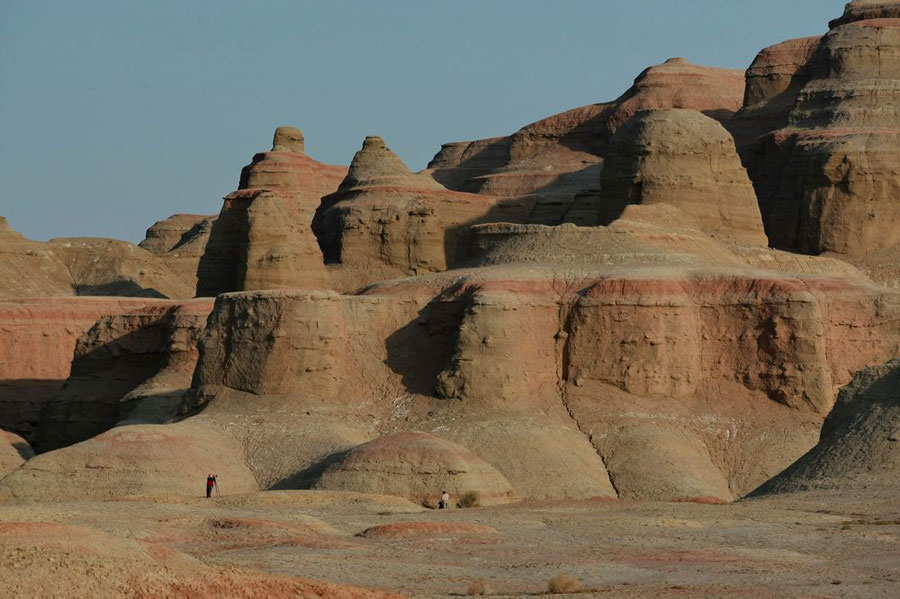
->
xmin=753 ymin=359 xmax=900 ymax=494
xmin=729 ymin=36 xmax=823 ymax=154
xmin=0 ymin=217 xmax=74 ymax=298
xmin=2 ymin=2 xmax=900 ymax=508
xmin=428 ymin=58 xmax=746 ymax=225
xmin=829 ymin=0 xmax=900 ymax=27
xmin=596 ymin=109 xmax=768 ymax=244
xmin=311 ymin=431 xmax=517 ymax=506
xmin=139 ymin=213 xmax=215 ymax=291
xmin=195 ymin=127 xmax=346 ymax=296
xmin=180 ymin=211 xmax=900 ymax=502
xmin=313 ymin=136 xmax=530 ymax=290
xmin=0 ymin=297 xmax=176 ymax=441
xmin=0 ymin=217 xmax=197 ymax=299
xmin=33 ymin=299 xmax=214 ymax=452
xmin=733 ymin=3 xmax=900 ymax=270
xmin=49 ymin=237 xmax=194 ymax=298
xmin=139 ymin=214 xmax=215 ymax=255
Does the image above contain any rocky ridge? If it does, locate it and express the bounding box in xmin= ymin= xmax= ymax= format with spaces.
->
xmin=1 ymin=1 xmax=899 ymax=511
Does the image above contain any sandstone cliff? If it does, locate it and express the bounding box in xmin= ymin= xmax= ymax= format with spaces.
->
xmin=733 ymin=2 xmax=900 ymax=278
xmin=0 ymin=297 xmax=179 ymax=441
xmin=33 ymin=299 xmax=213 ymax=452
xmin=176 ymin=208 xmax=899 ymax=503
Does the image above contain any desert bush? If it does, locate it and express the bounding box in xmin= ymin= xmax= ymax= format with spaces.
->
xmin=547 ymin=572 xmax=581 ymax=594
xmin=456 ymin=491 xmax=480 ymax=508
xmin=466 ymin=579 xmax=488 ymax=595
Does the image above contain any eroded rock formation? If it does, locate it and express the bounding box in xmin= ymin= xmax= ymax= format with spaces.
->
xmin=2 ymin=1 xmax=900 ymax=508
xmin=195 ymin=127 xmax=346 ymax=296
xmin=596 ymin=109 xmax=767 ymax=244
xmin=0 ymin=421 xmax=257 ymax=502
xmin=311 ymin=431 xmax=518 ymax=506
xmin=0 ymin=297 xmax=178 ymax=441
xmin=428 ymin=58 xmax=746 ymax=225
xmin=314 ymin=136 xmax=530 ymax=290
xmin=733 ymin=2 xmax=900 ymax=273
xmin=0 ymin=217 xmax=197 ymax=299
xmin=180 ymin=208 xmax=900 ymax=502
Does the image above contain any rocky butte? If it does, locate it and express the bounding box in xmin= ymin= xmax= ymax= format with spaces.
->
xmin=1 ymin=1 xmax=899 ymax=597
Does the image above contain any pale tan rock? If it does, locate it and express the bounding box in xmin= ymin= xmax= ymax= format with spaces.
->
xmin=272 ymin=125 xmax=305 ymax=153
xmin=49 ymin=237 xmax=194 ymax=298
xmin=139 ymin=214 xmax=214 ymax=255
xmin=0 ymin=218 xmax=198 ymax=300
xmin=314 ymin=136 xmax=530 ymax=290
xmin=597 ymin=109 xmax=768 ymax=245
xmin=177 ymin=229 xmax=900 ymax=502
xmin=0 ymin=217 xmax=73 ymax=298
xmin=729 ymin=36 xmax=823 ymax=153
xmin=737 ymin=10 xmax=900 ymax=263
xmin=428 ymin=58 xmax=746 ymax=225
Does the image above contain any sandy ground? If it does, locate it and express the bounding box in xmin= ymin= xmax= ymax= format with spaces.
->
xmin=1 ymin=489 xmax=898 ymax=598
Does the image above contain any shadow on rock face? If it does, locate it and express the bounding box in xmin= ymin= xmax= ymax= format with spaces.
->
xmin=75 ymin=280 xmax=167 ymax=298
xmin=383 ymin=283 xmax=471 ymax=398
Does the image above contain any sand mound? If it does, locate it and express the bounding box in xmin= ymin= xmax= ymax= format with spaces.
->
xmin=312 ymin=432 xmax=517 ymax=506
xmin=753 ymin=359 xmax=900 ymax=494
xmin=0 ymin=420 xmax=258 ymax=502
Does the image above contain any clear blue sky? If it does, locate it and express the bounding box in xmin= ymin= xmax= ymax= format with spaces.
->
xmin=1 ymin=1 xmax=843 ymax=242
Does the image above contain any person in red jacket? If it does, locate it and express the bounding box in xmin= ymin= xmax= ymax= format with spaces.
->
xmin=206 ymin=474 xmax=217 ymax=498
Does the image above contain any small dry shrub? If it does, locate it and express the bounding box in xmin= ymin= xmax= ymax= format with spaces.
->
xmin=456 ymin=491 xmax=480 ymax=508
xmin=466 ymin=579 xmax=488 ymax=595
xmin=547 ymin=572 xmax=581 ymax=594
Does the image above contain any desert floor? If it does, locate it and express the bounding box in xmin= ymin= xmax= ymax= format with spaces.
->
xmin=2 ymin=488 xmax=898 ymax=598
